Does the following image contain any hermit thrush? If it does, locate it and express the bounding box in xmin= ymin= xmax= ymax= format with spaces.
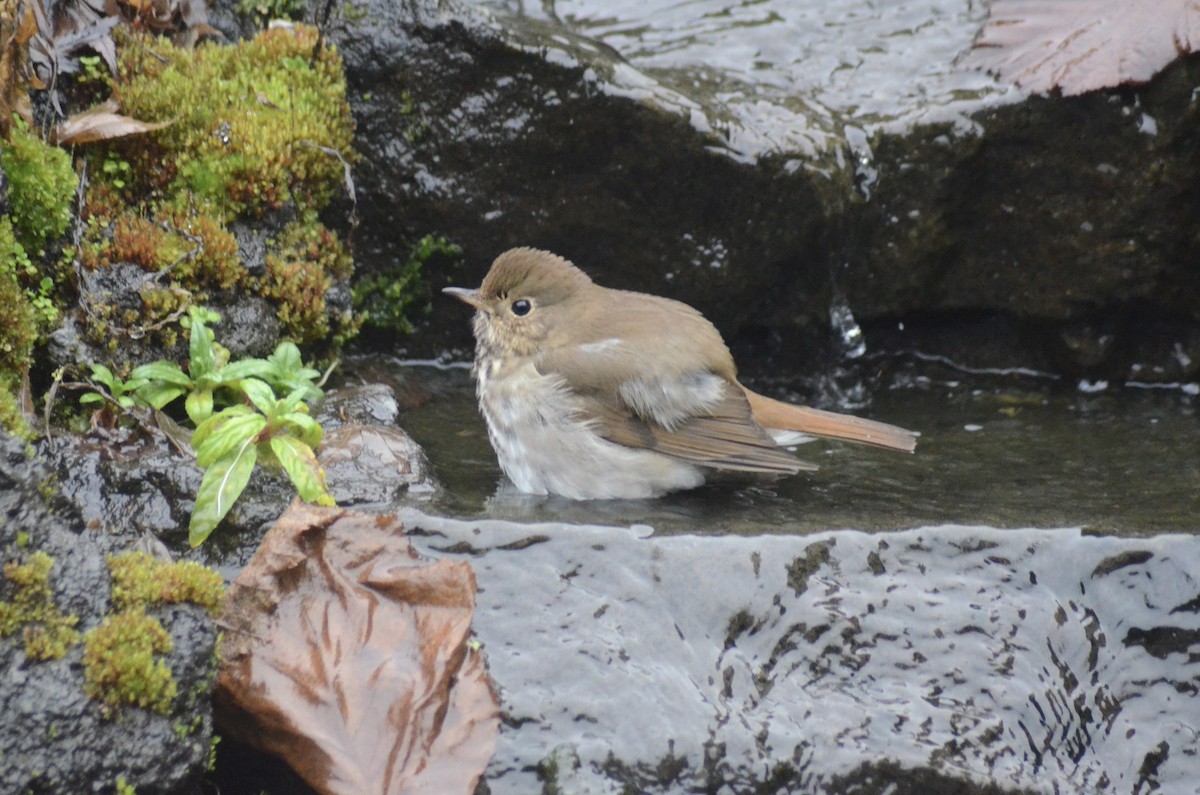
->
xmin=444 ymin=248 xmax=916 ymax=500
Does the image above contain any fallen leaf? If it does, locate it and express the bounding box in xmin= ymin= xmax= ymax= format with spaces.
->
xmin=55 ymin=98 xmax=173 ymax=144
xmin=964 ymin=0 xmax=1200 ymax=96
xmin=216 ymin=503 xmax=498 ymax=795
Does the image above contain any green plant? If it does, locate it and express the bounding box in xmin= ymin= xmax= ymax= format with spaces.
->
xmin=101 ymin=157 xmax=132 ymax=191
xmin=189 ymin=377 xmax=332 ymax=545
xmin=83 ymin=609 xmax=176 ymax=714
xmin=236 ymin=0 xmax=307 ymax=25
xmin=80 ymin=364 xmax=150 ymax=410
xmin=354 ymin=234 xmax=462 ymax=333
xmin=130 ymin=306 xmax=323 ymax=424
xmin=82 ymin=306 xmax=334 ymax=545
xmin=0 ymin=552 xmax=81 ymax=661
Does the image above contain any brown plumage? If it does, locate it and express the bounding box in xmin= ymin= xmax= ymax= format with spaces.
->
xmin=444 ymin=247 xmax=916 ymax=499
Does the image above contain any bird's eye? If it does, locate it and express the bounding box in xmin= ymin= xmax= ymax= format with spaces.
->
xmin=511 ymin=299 xmax=532 ymax=316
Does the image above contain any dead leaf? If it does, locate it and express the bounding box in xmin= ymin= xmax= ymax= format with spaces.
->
xmin=55 ymin=98 xmax=173 ymax=144
xmin=216 ymin=503 xmax=499 ymax=795
xmin=964 ymin=0 xmax=1200 ymax=96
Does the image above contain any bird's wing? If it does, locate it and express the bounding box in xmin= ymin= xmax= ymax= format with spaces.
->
xmin=586 ymin=385 xmax=814 ymax=473
xmin=537 ymin=289 xmax=740 ymax=428
xmin=534 ymin=288 xmax=812 ymax=472
xmin=544 ymin=367 xmax=815 ymax=474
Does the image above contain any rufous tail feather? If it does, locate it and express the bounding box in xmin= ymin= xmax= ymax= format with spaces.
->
xmin=741 ymin=386 xmax=917 ymax=453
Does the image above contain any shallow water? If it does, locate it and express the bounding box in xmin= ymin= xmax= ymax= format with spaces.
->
xmin=386 ymin=357 xmax=1200 ymax=537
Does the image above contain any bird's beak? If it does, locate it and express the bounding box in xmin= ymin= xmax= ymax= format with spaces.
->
xmin=442 ymin=286 xmax=485 ymax=311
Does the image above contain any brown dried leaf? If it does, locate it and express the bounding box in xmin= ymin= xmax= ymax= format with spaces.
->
xmin=216 ymin=503 xmax=498 ymax=795
xmin=965 ymin=0 xmax=1200 ymax=96
xmin=55 ymin=98 xmax=173 ymax=144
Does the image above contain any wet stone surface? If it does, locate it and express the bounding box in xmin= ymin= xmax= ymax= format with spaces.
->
xmin=402 ymin=512 xmax=1200 ymax=795
xmin=310 ymin=0 xmax=1200 ymax=382
xmin=0 ymin=433 xmax=218 ymax=794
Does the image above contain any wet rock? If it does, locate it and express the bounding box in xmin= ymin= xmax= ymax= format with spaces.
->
xmin=307 ymin=0 xmax=834 ymax=347
xmin=283 ymin=0 xmax=1200 ymax=381
xmin=0 ymin=431 xmax=218 ymax=794
xmin=315 ymin=384 xmax=440 ymax=505
xmin=318 ymin=423 xmax=438 ymax=505
xmin=212 ymin=297 xmax=283 ymax=360
xmin=340 ymin=358 xmax=435 ymax=413
xmin=317 ymin=382 xmax=402 ymax=427
xmin=45 ymin=412 xmax=292 ymax=555
xmin=395 ymin=514 xmax=1200 ymax=795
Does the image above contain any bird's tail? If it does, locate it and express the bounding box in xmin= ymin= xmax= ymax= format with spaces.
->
xmin=741 ymin=386 xmax=918 ymax=453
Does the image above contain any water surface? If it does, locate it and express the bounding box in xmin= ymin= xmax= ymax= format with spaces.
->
xmin=388 ymin=358 xmax=1200 ymax=537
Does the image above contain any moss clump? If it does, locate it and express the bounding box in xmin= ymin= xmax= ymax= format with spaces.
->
xmin=107 ymin=551 xmax=225 ymax=618
xmin=83 ymin=609 xmax=177 ymax=714
xmin=0 ymin=219 xmax=38 ymax=367
xmin=76 ymin=553 xmax=223 ymax=716
xmin=113 ymin=25 xmax=354 ymax=220
xmin=0 ymin=117 xmax=77 ymax=255
xmin=259 ymin=214 xmax=357 ymax=343
xmin=78 ymin=25 xmax=362 ymax=350
xmin=0 ymin=551 xmax=81 ymax=661
xmin=0 ymin=195 xmax=60 ymax=439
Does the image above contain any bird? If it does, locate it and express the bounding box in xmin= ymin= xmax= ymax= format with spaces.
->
xmin=443 ymin=247 xmax=916 ymax=500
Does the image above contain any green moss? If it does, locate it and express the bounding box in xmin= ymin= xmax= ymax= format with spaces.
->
xmin=0 ymin=551 xmax=81 ymax=661
xmin=115 ymin=775 xmax=137 ymax=795
xmin=112 ymin=25 xmax=354 ymax=220
xmin=107 ymin=551 xmax=226 ymax=617
xmin=0 ymin=181 xmax=64 ymax=437
xmin=78 ymin=25 xmax=361 ymax=350
xmin=83 ymin=608 xmax=177 ymax=715
xmin=0 ymin=218 xmax=39 ymax=370
xmin=0 ymin=117 xmax=78 ymax=255
xmin=259 ymin=214 xmax=358 ymax=343
xmin=236 ymin=0 xmax=307 ymax=25
xmin=0 ymin=379 xmax=33 ymax=440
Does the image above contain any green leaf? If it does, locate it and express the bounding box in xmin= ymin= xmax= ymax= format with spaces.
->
xmin=267 ymin=342 xmax=304 ymax=374
xmin=196 ymin=413 xmax=268 ymax=467
xmin=120 ymin=377 xmax=149 ymax=394
xmin=130 ymin=361 xmax=192 ymax=387
xmin=185 ymin=388 xmax=214 ymax=425
xmin=278 ymin=387 xmax=312 ymax=416
xmin=238 ymin=378 xmax=278 ymax=415
xmin=219 ymin=359 xmax=274 ymax=382
xmin=189 ymin=438 xmax=257 ymax=546
xmin=192 ymin=404 xmax=256 ymax=451
xmin=137 ymin=383 xmax=187 ymax=410
xmin=188 ymin=312 xmax=215 ymax=380
xmin=89 ymin=363 xmax=116 ymax=390
xmin=79 ymin=393 xmax=105 ymax=405
xmin=280 ymin=412 xmax=323 ymax=449
xmin=269 ymin=435 xmax=334 ymax=505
